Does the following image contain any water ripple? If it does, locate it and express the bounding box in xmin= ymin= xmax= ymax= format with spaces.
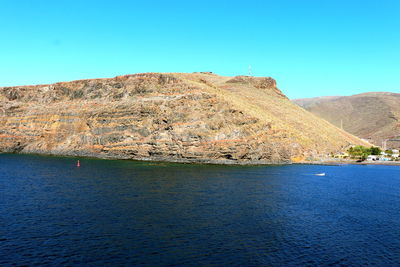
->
xmin=1 ymin=154 xmax=400 ymax=266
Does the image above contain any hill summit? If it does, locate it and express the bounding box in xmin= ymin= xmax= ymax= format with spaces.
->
xmin=0 ymin=72 xmax=366 ymax=164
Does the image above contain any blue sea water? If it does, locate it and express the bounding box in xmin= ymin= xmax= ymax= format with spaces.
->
xmin=1 ymin=154 xmax=399 ymax=266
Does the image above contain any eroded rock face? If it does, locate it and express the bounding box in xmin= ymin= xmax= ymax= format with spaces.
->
xmin=0 ymin=72 xmax=366 ymax=164
xmin=226 ymin=75 xmax=277 ymax=89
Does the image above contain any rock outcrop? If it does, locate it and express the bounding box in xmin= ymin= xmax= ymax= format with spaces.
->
xmin=0 ymin=72 xmax=366 ymax=164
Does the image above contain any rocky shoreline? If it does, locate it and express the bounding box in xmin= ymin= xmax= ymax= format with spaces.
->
xmin=0 ymin=151 xmax=291 ymax=166
xmin=3 ymin=151 xmax=400 ymax=167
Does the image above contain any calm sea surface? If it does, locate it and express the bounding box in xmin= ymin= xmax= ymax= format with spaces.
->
xmin=1 ymin=154 xmax=399 ymax=266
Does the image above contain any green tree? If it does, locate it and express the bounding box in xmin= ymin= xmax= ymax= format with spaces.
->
xmin=347 ymin=145 xmax=381 ymax=160
xmin=370 ymin=146 xmax=381 ymax=155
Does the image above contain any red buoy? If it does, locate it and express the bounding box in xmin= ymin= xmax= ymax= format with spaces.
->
xmin=77 ymin=160 xmax=80 ymax=167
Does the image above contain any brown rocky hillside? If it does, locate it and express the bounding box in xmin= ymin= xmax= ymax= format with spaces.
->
xmin=294 ymin=92 xmax=400 ymax=148
xmin=0 ymin=72 xmax=366 ymax=164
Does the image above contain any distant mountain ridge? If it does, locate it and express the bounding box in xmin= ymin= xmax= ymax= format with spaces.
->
xmin=293 ymin=96 xmax=342 ymax=109
xmin=293 ymin=92 xmax=400 ymax=148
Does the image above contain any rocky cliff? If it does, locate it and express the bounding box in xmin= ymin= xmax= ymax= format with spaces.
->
xmin=0 ymin=72 xmax=366 ymax=164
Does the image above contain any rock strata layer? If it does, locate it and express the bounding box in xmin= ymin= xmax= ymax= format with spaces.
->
xmin=0 ymin=72 xmax=366 ymax=164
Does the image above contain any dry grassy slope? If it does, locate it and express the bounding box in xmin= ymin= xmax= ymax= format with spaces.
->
xmin=293 ymin=92 xmax=400 ymax=148
xmin=0 ymin=72 xmax=366 ymax=164
xmin=180 ymin=73 xmax=366 ymax=152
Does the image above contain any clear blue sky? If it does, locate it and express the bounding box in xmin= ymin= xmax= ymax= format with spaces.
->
xmin=1 ymin=0 xmax=399 ymax=99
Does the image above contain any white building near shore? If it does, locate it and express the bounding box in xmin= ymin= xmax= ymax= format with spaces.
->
xmin=367 ymin=155 xmax=379 ymax=161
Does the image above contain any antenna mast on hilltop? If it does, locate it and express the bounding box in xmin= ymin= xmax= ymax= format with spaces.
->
xmin=248 ymin=65 xmax=252 ymax=76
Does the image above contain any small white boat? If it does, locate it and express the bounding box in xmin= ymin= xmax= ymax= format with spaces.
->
xmin=315 ymin=173 xmax=326 ymax=176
